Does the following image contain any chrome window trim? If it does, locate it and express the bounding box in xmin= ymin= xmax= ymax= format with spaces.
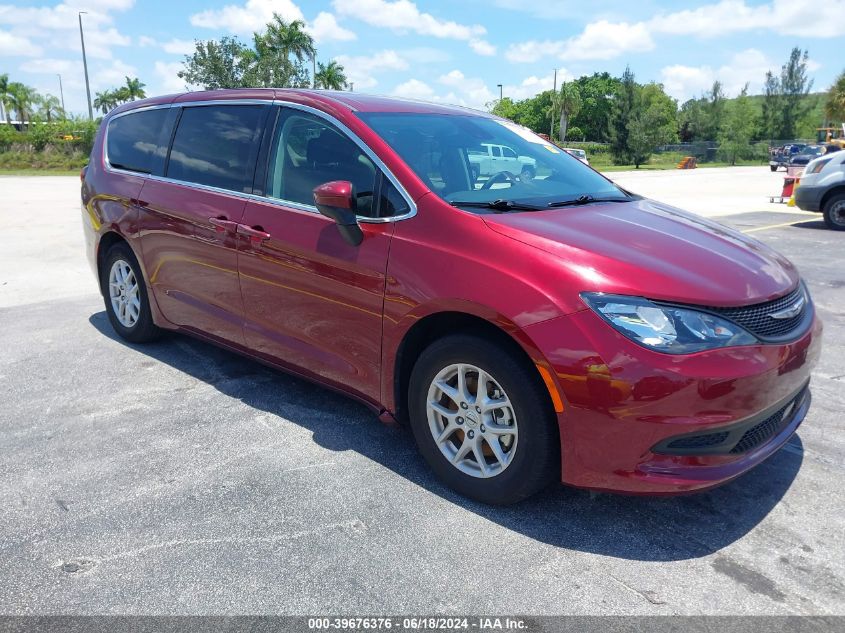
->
xmin=102 ymin=97 xmax=418 ymax=224
xmin=270 ymin=100 xmax=417 ymax=223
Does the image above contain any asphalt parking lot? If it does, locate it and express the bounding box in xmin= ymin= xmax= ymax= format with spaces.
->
xmin=0 ymin=169 xmax=843 ymax=615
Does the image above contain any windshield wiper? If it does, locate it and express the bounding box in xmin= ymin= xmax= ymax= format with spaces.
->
xmin=450 ymin=199 xmax=544 ymax=212
xmin=547 ymin=194 xmax=630 ymax=208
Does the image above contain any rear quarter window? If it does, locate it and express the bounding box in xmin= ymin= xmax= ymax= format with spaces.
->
xmin=106 ymin=108 xmax=170 ymax=174
xmin=166 ymin=105 xmax=265 ymax=193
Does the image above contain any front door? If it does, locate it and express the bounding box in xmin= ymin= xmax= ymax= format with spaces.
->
xmin=139 ymin=103 xmax=267 ymax=346
xmin=238 ymin=107 xmax=409 ymax=402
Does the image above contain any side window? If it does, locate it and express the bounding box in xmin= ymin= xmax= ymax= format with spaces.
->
xmin=491 ymin=146 xmax=502 ymax=157
xmin=378 ymin=178 xmax=410 ymax=218
xmin=266 ymin=109 xmax=377 ymax=216
xmin=106 ymin=108 xmax=169 ymax=174
xmin=502 ymin=146 xmax=517 ymax=159
xmin=166 ymin=105 xmax=264 ymax=193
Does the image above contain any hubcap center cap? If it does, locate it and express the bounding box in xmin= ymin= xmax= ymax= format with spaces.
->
xmin=464 ymin=411 xmax=480 ymax=428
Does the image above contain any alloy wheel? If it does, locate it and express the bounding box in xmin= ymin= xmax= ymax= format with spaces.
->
xmin=426 ymin=363 xmax=518 ymax=478
xmin=108 ymin=259 xmax=141 ymax=328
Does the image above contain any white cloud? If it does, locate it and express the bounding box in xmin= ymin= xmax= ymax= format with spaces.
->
xmin=469 ymin=39 xmax=496 ymax=56
xmin=333 ymin=0 xmax=490 ymax=55
xmin=19 ymin=57 xmax=77 ymax=75
xmin=504 ymin=71 xmax=573 ymax=101
xmin=0 ymin=30 xmax=42 ymax=57
xmin=392 ymin=78 xmax=435 ymax=100
xmin=649 ymin=0 xmax=845 ymax=39
xmin=161 ymin=38 xmax=195 ymax=55
xmin=190 ymin=0 xmax=304 ymax=35
xmin=660 ymin=49 xmax=774 ymax=102
xmin=335 ymin=50 xmax=408 ymax=90
xmin=137 ymin=35 xmax=157 ymax=47
xmin=154 ymin=60 xmax=190 ymax=94
xmin=506 ymin=20 xmax=654 ymax=63
xmin=0 ymin=1 xmax=132 ymax=59
xmin=307 ymin=12 xmax=355 ymax=43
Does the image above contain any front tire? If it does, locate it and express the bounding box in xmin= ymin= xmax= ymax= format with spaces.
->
xmin=101 ymin=242 xmax=161 ymax=343
xmin=408 ymin=334 xmax=559 ymax=504
xmin=822 ymin=193 xmax=845 ymax=231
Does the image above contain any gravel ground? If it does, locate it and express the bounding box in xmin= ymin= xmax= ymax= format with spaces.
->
xmin=0 ymin=169 xmax=843 ymax=616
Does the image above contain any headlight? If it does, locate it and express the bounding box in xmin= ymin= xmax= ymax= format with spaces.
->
xmin=581 ymin=293 xmax=757 ymax=354
xmin=808 ymin=157 xmax=832 ymax=174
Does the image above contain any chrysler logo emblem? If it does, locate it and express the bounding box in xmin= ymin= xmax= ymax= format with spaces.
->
xmin=768 ymin=296 xmax=805 ymax=320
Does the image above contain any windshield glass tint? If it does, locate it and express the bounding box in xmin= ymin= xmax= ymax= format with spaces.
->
xmin=357 ymin=112 xmax=624 ymax=208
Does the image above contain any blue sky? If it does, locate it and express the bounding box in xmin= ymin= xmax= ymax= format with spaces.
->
xmin=1 ymin=0 xmax=842 ymax=116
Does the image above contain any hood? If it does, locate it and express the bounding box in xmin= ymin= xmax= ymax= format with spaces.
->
xmin=483 ymin=198 xmax=798 ymax=307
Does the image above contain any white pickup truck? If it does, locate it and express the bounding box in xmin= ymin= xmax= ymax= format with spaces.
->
xmin=468 ymin=143 xmax=537 ymax=180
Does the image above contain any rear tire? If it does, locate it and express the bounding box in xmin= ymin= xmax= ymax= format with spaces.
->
xmin=408 ymin=334 xmax=559 ymax=504
xmin=770 ymin=164 xmax=777 ymax=172
xmin=822 ymin=193 xmax=845 ymax=231
xmin=101 ymin=242 xmax=161 ymax=343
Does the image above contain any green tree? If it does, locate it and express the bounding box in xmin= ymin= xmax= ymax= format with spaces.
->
xmin=718 ymin=85 xmax=756 ymax=165
xmin=569 ymin=72 xmax=621 ymax=142
xmin=609 ymin=66 xmax=637 ymax=165
xmin=123 ymin=76 xmax=146 ymax=101
xmin=678 ymin=97 xmax=707 ymax=142
xmin=627 ymin=82 xmax=678 ymax=168
xmin=0 ymin=73 xmax=10 ymax=125
xmin=703 ymin=81 xmax=725 ymax=140
xmin=6 ymin=82 xmax=37 ymax=125
xmin=314 ymin=60 xmax=347 ymax=90
xmin=557 ymin=82 xmax=582 ymax=142
xmin=761 ymin=70 xmax=782 ymax=141
xmin=179 ymin=36 xmax=255 ymax=89
xmin=825 ymin=69 xmax=845 ymax=123
xmin=780 ymin=48 xmax=814 ymax=139
xmin=93 ymin=90 xmax=117 ymax=115
xmin=35 ymin=94 xmax=64 ymax=122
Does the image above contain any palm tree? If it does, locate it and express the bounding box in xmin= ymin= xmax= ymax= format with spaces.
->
xmin=0 ymin=73 xmax=10 ymax=125
xmin=545 ymin=90 xmax=562 ymax=140
xmin=314 ymin=61 xmax=347 ymax=90
xmin=557 ymin=82 xmax=582 ymax=143
xmin=36 ymin=94 xmax=64 ymax=122
xmin=124 ymin=76 xmax=146 ymax=101
xmin=93 ymin=90 xmax=117 ymax=115
xmin=265 ymin=15 xmax=315 ymax=64
xmin=826 ymin=69 xmax=845 ymax=124
xmin=7 ymin=82 xmax=37 ymax=125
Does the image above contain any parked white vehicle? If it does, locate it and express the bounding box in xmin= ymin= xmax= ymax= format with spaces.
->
xmin=564 ymin=148 xmax=590 ymax=165
xmin=468 ymin=143 xmax=537 ymax=180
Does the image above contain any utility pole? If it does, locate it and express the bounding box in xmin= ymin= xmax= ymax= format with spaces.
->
xmin=497 ymin=84 xmax=503 ymax=101
xmin=79 ymin=12 xmax=93 ymax=120
xmin=57 ymin=74 xmax=65 ymax=115
xmin=550 ymin=69 xmax=558 ymax=140
xmin=312 ymin=53 xmax=316 ymax=89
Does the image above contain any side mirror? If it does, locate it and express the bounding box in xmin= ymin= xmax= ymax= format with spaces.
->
xmin=313 ymin=180 xmax=363 ymax=246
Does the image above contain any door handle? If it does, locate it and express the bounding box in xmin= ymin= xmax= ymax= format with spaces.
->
xmin=237 ymin=224 xmax=272 ymax=243
xmin=209 ymin=217 xmax=238 ymax=233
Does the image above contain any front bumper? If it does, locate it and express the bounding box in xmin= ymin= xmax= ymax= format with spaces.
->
xmin=524 ymin=307 xmax=822 ymax=494
xmin=793 ymin=184 xmax=825 ymax=212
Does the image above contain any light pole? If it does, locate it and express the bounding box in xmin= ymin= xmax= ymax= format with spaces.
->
xmin=551 ymin=69 xmax=558 ymax=140
xmin=311 ymin=52 xmax=316 ymax=89
xmin=349 ymin=82 xmax=354 ymax=92
xmin=57 ymin=74 xmax=65 ymax=115
xmin=78 ymin=11 xmax=93 ymax=120
xmin=497 ymin=84 xmax=503 ymax=101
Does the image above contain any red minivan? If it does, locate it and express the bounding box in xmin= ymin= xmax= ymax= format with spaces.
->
xmin=81 ymin=89 xmax=821 ymax=504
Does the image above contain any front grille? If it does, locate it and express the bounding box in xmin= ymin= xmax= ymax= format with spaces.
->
xmin=729 ymin=392 xmax=803 ymax=453
xmin=708 ymin=285 xmax=808 ymax=340
xmin=666 ymin=431 xmax=729 ymax=450
xmin=653 ymin=385 xmax=809 ymax=456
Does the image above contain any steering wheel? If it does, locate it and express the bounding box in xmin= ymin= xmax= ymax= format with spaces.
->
xmin=481 ymin=170 xmax=518 ymax=190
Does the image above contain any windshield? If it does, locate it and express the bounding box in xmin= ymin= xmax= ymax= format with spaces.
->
xmin=357 ymin=112 xmax=626 ymax=211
